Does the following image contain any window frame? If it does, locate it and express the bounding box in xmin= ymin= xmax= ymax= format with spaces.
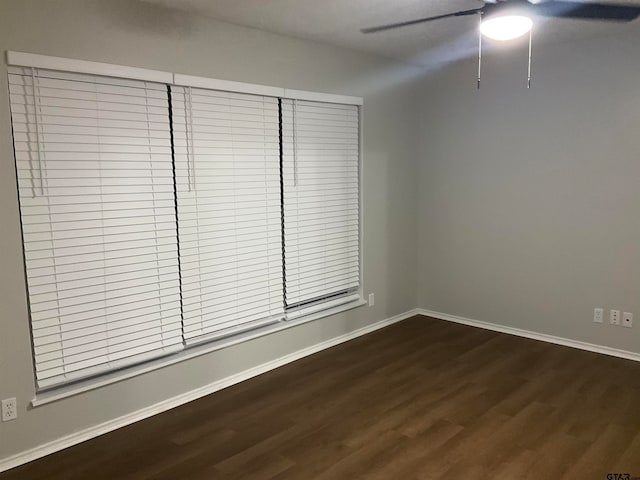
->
xmin=6 ymin=51 xmax=365 ymax=405
xmin=280 ymin=98 xmax=363 ymax=319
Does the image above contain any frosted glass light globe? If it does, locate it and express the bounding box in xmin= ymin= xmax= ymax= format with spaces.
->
xmin=480 ymin=15 xmax=533 ymax=41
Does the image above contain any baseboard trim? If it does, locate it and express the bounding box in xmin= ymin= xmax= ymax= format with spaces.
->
xmin=0 ymin=308 xmax=419 ymax=473
xmin=418 ymin=308 xmax=640 ymax=363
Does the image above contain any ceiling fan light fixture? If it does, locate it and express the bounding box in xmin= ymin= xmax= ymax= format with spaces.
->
xmin=480 ymin=14 xmax=533 ymax=41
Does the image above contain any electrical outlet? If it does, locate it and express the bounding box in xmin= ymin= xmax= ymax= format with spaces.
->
xmin=610 ymin=310 xmax=620 ymax=326
xmin=368 ymin=293 xmax=375 ymax=307
xmin=622 ymin=312 xmax=633 ymax=328
xmin=1 ymin=398 xmax=17 ymax=422
xmin=593 ymin=308 xmax=604 ymax=323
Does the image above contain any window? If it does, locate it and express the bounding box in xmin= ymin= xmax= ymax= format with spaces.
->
xmin=7 ymin=53 xmax=363 ymax=391
xmin=281 ymin=100 xmax=361 ymax=318
xmin=9 ymin=67 xmax=182 ymax=389
xmin=171 ymin=86 xmax=283 ymax=343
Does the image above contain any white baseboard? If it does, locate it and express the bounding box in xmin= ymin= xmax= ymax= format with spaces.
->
xmin=418 ymin=308 xmax=640 ymax=363
xmin=0 ymin=308 xmax=419 ymax=474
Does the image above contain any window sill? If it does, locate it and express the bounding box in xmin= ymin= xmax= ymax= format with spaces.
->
xmin=31 ymin=297 xmax=366 ymax=407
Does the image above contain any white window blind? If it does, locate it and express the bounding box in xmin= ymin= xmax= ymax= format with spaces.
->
xmin=281 ymin=99 xmax=361 ymax=310
xmin=171 ymin=86 xmax=284 ymax=342
xmin=9 ymin=67 xmax=182 ymax=388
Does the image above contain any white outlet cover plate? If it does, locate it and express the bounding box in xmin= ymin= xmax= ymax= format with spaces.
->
xmin=622 ymin=312 xmax=633 ymax=328
xmin=593 ymin=308 xmax=604 ymax=323
xmin=2 ymin=397 xmax=17 ymax=421
xmin=610 ymin=310 xmax=620 ymax=325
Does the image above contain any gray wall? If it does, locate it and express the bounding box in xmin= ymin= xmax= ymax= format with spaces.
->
xmin=0 ymin=0 xmax=420 ymax=460
xmin=416 ymin=25 xmax=640 ymax=353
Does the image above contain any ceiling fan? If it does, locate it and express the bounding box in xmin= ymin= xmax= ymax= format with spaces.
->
xmin=361 ymin=0 xmax=640 ymax=38
xmin=361 ymin=0 xmax=640 ymax=87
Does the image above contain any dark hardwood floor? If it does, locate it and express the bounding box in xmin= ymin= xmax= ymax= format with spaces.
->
xmin=3 ymin=315 xmax=640 ymax=480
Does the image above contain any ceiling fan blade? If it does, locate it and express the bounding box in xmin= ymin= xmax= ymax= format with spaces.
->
xmin=531 ymin=1 xmax=640 ymax=21
xmin=360 ymin=8 xmax=482 ymax=34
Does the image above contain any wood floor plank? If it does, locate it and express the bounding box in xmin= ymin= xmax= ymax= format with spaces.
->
xmin=489 ymin=448 xmax=537 ymax=480
xmin=3 ymin=315 xmax=640 ymax=480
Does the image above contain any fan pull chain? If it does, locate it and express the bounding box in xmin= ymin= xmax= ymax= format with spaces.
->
xmin=527 ymin=28 xmax=533 ymax=89
xmin=477 ymin=13 xmax=482 ymax=89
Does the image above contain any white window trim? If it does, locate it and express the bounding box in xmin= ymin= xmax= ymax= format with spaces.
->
xmin=6 ymin=51 xmax=173 ymax=83
xmin=173 ymin=73 xmax=285 ymax=98
xmin=7 ymin=51 xmax=364 ymax=105
xmin=6 ymin=50 xmax=366 ymax=402
xmin=283 ymin=88 xmax=363 ymax=106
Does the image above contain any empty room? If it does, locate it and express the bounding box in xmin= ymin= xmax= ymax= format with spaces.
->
xmin=0 ymin=0 xmax=639 ymax=478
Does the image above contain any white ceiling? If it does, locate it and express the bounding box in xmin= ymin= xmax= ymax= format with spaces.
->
xmin=145 ymin=0 xmax=640 ymax=66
